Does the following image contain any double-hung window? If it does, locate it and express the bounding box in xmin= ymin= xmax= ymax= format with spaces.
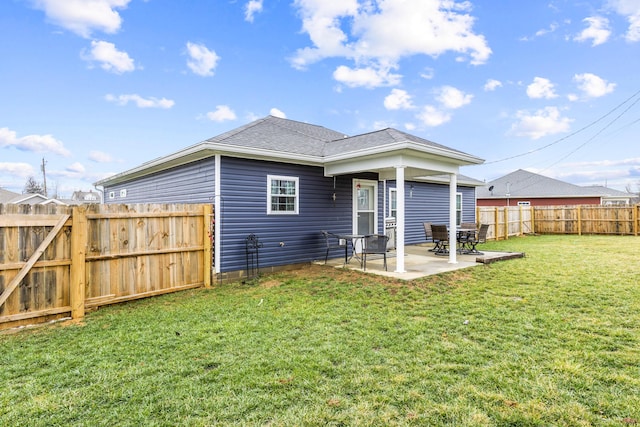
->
xmin=456 ymin=193 xmax=463 ymax=226
xmin=267 ymin=175 xmax=299 ymax=215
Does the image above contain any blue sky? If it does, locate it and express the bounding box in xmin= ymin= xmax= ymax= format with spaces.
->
xmin=1 ymin=0 xmax=639 ymax=196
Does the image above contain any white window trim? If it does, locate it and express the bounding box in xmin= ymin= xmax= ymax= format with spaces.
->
xmin=267 ymin=175 xmax=299 ymax=215
xmin=456 ymin=192 xmax=463 ymax=226
xmin=517 ymin=201 xmax=531 ymax=206
xmin=389 ymin=188 xmax=397 ymax=218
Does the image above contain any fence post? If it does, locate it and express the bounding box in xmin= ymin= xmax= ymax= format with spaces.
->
xmin=494 ymin=207 xmax=499 ymax=240
xmin=70 ymin=206 xmax=87 ymax=320
xmin=530 ymin=206 xmax=535 ymax=234
xmin=203 ymin=204 xmax=212 ymax=288
xmin=577 ymin=205 xmax=582 ymax=236
xmin=634 ymin=205 xmax=638 ymax=236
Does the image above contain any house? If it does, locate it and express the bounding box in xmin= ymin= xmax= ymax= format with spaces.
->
xmin=95 ymin=116 xmax=484 ymax=278
xmin=477 ymin=169 xmax=634 ymax=207
xmin=0 ymin=187 xmax=68 ymax=206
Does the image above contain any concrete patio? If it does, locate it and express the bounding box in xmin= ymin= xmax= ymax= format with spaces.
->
xmin=320 ymin=244 xmax=525 ymax=281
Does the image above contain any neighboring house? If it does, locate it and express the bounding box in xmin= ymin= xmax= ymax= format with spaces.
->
xmin=477 ymin=169 xmax=634 ymax=207
xmin=59 ymin=190 xmax=102 ymax=205
xmin=0 ymin=188 xmax=68 ymax=206
xmin=95 ymin=116 xmax=484 ymax=277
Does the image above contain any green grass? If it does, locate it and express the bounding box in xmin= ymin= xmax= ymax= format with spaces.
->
xmin=2 ymin=235 xmax=639 ymax=426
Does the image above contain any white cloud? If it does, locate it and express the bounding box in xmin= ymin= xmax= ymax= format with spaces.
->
xmin=186 ymin=42 xmax=220 ymax=77
xmin=291 ymin=0 xmax=491 ymax=87
xmin=0 ymin=127 xmax=71 ymax=156
xmin=89 ymin=150 xmax=115 ymax=163
xmin=436 ymin=86 xmax=473 ymax=109
xmin=245 ymin=0 xmax=263 ymax=22
xmin=573 ymin=73 xmax=616 ymax=98
xmin=420 ymin=67 xmax=434 ymax=80
xmin=105 ymin=94 xmax=175 ymax=109
xmin=66 ymin=162 xmax=86 ymax=174
xmin=608 ymin=0 xmax=640 ymax=42
xmin=574 ymin=16 xmax=611 ymax=46
xmin=526 ymin=77 xmax=558 ymax=99
xmin=206 ymin=105 xmax=237 ymax=122
xmin=384 ymin=89 xmax=414 ymax=110
xmin=82 ymin=40 xmax=136 ymax=74
xmin=509 ymin=106 xmax=572 ymax=140
xmin=484 ymin=79 xmax=502 ymax=91
xmin=333 ymin=65 xmax=401 ymax=88
xmin=32 ymin=0 xmax=131 ymax=38
xmin=0 ymin=162 xmax=35 ymax=179
xmin=416 ymin=105 xmax=451 ymax=127
xmin=270 ymin=108 xmax=286 ymax=118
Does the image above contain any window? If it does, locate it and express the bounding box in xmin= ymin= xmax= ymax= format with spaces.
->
xmin=120 ymin=189 xmax=127 ymax=198
xmin=389 ymin=188 xmax=397 ymax=218
xmin=267 ymin=175 xmax=299 ymax=214
xmin=517 ymin=201 xmax=531 ymax=206
xmin=456 ymin=193 xmax=462 ymax=226
xmin=108 ymin=191 xmax=115 ymax=200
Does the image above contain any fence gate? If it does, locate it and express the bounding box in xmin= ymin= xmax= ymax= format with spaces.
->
xmin=0 ymin=208 xmax=73 ymax=327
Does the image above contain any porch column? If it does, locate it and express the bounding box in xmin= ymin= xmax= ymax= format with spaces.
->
xmin=449 ymin=173 xmax=458 ymax=264
xmin=395 ymin=166 xmax=406 ymax=272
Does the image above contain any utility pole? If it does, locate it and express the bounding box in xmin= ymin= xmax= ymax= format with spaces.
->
xmin=41 ymin=158 xmax=48 ymax=197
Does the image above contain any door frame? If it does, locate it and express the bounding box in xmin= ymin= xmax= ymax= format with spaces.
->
xmin=352 ymin=179 xmax=379 ymax=239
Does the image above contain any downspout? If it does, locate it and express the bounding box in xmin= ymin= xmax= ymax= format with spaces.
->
xmin=93 ymin=184 xmax=105 ymax=204
xmin=214 ymin=154 xmax=222 ymax=276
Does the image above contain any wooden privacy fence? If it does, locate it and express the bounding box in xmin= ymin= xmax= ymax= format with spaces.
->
xmin=476 ymin=206 xmax=535 ymax=240
xmin=0 ymin=203 xmax=212 ymax=330
xmin=534 ymin=205 xmax=639 ymax=235
xmin=476 ymin=205 xmax=640 ymax=239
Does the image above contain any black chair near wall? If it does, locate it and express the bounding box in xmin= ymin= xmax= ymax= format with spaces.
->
xmin=430 ymin=224 xmax=450 ymax=255
xmin=321 ymin=231 xmax=347 ymax=264
xmin=362 ymin=234 xmax=389 ymax=271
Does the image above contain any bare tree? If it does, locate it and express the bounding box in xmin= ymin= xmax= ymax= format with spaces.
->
xmin=23 ymin=176 xmax=45 ymax=195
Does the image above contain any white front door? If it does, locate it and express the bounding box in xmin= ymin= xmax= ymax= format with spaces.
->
xmin=353 ymin=180 xmax=378 ymax=251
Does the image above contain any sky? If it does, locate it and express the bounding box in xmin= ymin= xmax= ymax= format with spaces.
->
xmin=1 ymin=0 xmax=639 ymax=198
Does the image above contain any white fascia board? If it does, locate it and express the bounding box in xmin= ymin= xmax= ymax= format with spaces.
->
xmin=324 ymin=141 xmax=484 ymax=166
xmin=325 ymin=151 xmax=460 ymax=177
xmin=414 ymin=175 xmax=485 ymax=187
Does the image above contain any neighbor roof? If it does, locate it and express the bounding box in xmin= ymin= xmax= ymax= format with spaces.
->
xmin=477 ymin=169 xmax=631 ymax=199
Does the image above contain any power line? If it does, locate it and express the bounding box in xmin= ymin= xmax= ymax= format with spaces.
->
xmin=483 ymin=88 xmax=640 ymax=165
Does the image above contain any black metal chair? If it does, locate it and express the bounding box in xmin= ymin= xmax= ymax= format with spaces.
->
xmin=430 ymin=224 xmax=450 ymax=255
xmin=362 ymin=234 xmax=389 ymax=271
xmin=466 ymin=224 xmax=489 ymax=254
xmin=321 ymin=231 xmax=347 ymax=264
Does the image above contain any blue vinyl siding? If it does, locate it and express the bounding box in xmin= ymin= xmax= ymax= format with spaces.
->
xmin=103 ymin=158 xmax=216 ymax=204
xmin=103 ymin=154 xmax=478 ymax=273
xmin=219 ymin=157 xmax=357 ymax=272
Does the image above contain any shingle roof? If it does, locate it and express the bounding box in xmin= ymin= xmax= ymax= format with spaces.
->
xmin=206 ymin=115 xmax=347 ymax=157
xmin=323 ymin=128 xmax=469 ymax=157
xmin=96 ymin=115 xmax=483 ymax=186
xmin=477 ymin=169 xmax=631 ymax=199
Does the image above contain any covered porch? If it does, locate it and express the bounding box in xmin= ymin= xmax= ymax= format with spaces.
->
xmin=323 ymin=129 xmax=485 ymax=272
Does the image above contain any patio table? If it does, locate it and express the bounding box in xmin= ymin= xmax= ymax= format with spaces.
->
xmin=337 ymin=234 xmax=365 ymax=265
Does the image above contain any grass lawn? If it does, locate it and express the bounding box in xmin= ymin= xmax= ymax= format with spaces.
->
xmin=1 ymin=235 xmax=639 ymax=426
